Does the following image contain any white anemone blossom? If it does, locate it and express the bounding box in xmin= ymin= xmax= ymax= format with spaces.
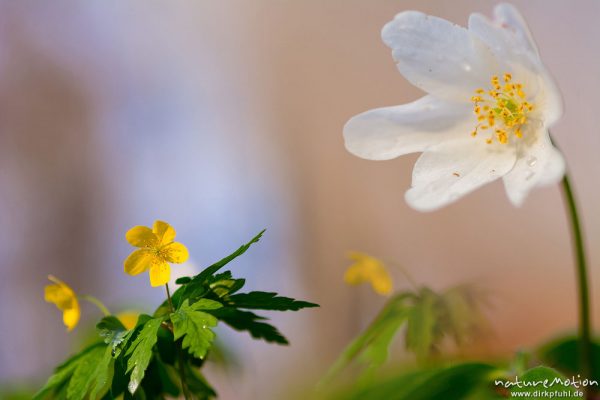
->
xmin=344 ymin=4 xmax=564 ymax=211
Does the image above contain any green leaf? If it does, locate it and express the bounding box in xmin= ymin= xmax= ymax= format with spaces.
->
xmin=538 ymin=336 xmax=600 ymax=382
xmin=125 ymin=316 xmax=165 ymax=394
xmin=405 ymin=288 xmax=438 ymax=362
xmin=174 ymin=230 xmax=265 ymax=307
xmin=97 ymin=316 xmax=128 ymax=357
xmin=184 ymin=362 xmax=217 ymax=399
xmin=439 ymin=285 xmax=487 ymax=346
xmin=322 ymin=293 xmax=411 ymax=383
xmin=336 ymin=362 xmax=500 ymax=400
xmin=136 ymin=358 xmax=180 ymax=398
xmin=33 ymin=343 xmax=107 ymax=400
xmin=196 ymin=229 xmax=265 ymax=280
xmin=508 ymin=366 xmax=581 ymax=398
xmin=33 ymin=341 xmax=114 ymax=400
xmin=207 ymin=271 xmax=246 ymax=298
xmin=68 ymin=345 xmax=114 ymax=400
xmin=171 ymin=300 xmax=221 ymax=359
xmin=227 ymin=291 xmax=319 ymax=311
xmin=113 ymin=314 xmax=153 ymax=360
xmin=208 ymin=307 xmax=289 ymax=344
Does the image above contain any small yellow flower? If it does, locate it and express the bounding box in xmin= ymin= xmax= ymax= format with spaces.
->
xmin=117 ymin=311 xmax=139 ymax=330
xmin=44 ymin=275 xmax=80 ymax=331
xmin=344 ymin=252 xmax=393 ymax=296
xmin=124 ymin=220 xmax=189 ymax=287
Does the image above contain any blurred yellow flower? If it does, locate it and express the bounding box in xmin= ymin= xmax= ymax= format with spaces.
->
xmin=44 ymin=275 xmax=80 ymax=331
xmin=124 ymin=220 xmax=189 ymax=287
xmin=344 ymin=252 xmax=393 ymax=296
xmin=117 ymin=311 xmax=139 ymax=330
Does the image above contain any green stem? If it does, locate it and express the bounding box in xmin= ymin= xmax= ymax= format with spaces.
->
xmin=80 ymin=295 xmax=110 ymax=316
xmin=561 ymin=171 xmax=594 ymax=393
xmin=165 ymin=284 xmax=191 ymax=400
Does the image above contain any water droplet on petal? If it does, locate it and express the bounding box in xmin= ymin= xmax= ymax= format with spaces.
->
xmin=525 ymin=171 xmax=535 ymax=181
xmin=463 ymin=63 xmax=472 ymax=71
xmin=527 ymin=156 xmax=538 ymax=167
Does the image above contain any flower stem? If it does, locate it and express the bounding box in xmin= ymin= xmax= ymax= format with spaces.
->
xmin=80 ymin=295 xmax=110 ymax=316
xmin=560 ymin=171 xmax=594 ymax=392
xmin=165 ymin=284 xmax=191 ymax=400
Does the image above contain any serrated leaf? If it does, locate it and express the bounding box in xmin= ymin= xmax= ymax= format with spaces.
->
xmin=136 ymin=358 xmax=180 ymax=398
xmin=33 ymin=343 xmax=105 ymax=400
xmin=184 ymin=362 xmax=217 ymax=399
xmin=171 ymin=300 xmax=220 ymax=359
xmin=538 ymin=336 xmax=600 ymax=382
xmin=196 ymin=229 xmax=265 ymax=280
xmin=97 ymin=316 xmax=128 ymax=357
xmin=68 ymin=345 xmax=114 ymax=400
xmin=439 ymin=285 xmax=487 ymax=346
xmin=227 ymin=291 xmax=319 ymax=311
xmin=323 ymin=293 xmax=411 ymax=383
xmin=207 ymin=271 xmax=246 ymax=298
xmin=113 ymin=314 xmax=153 ymax=360
xmin=125 ymin=317 xmax=165 ymax=394
xmin=405 ymin=288 xmax=438 ymax=362
xmin=207 ymin=307 xmax=289 ymax=344
xmin=336 ymin=362 xmax=500 ymax=400
xmin=174 ymin=230 xmax=265 ymax=307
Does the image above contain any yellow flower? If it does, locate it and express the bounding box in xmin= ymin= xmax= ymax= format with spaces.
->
xmin=44 ymin=275 xmax=81 ymax=331
xmin=117 ymin=311 xmax=139 ymax=330
xmin=344 ymin=252 xmax=393 ymax=296
xmin=124 ymin=220 xmax=189 ymax=287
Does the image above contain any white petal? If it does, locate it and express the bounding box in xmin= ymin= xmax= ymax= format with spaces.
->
xmin=502 ymin=131 xmax=565 ymax=206
xmin=343 ymin=96 xmax=472 ymax=160
xmin=382 ymin=11 xmax=502 ymax=102
xmin=468 ymin=12 xmax=537 ymax=70
xmin=468 ymin=6 xmax=563 ymax=127
xmin=405 ymin=139 xmax=516 ymax=211
xmin=494 ymin=3 xmax=540 ymax=57
xmin=535 ymin=69 xmax=563 ymax=128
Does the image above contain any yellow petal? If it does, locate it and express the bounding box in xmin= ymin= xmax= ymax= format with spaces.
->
xmin=343 ymin=264 xmax=366 ymax=286
xmin=63 ymin=303 xmax=80 ymax=331
xmin=149 ymin=262 xmax=170 ymax=287
xmin=125 ymin=226 xmax=158 ymax=247
xmin=343 ymin=252 xmax=393 ymax=296
xmin=44 ymin=275 xmax=76 ymax=310
xmin=117 ymin=311 xmax=139 ymax=330
xmin=124 ymin=249 xmax=154 ymax=275
xmin=371 ymin=272 xmax=393 ymax=296
xmin=153 ymin=220 xmax=176 ymax=245
xmin=162 ymin=242 xmax=189 ymax=264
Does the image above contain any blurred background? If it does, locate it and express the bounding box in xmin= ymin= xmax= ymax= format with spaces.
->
xmin=0 ymin=0 xmax=599 ymax=398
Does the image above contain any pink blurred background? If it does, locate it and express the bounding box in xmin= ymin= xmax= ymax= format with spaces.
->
xmin=0 ymin=0 xmax=599 ymax=398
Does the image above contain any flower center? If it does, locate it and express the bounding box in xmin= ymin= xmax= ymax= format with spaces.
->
xmin=470 ymin=73 xmax=534 ymax=145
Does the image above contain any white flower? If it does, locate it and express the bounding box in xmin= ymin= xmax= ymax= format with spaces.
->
xmin=344 ymin=3 xmax=565 ymax=211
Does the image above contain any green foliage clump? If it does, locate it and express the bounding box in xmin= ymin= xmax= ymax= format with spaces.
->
xmin=35 ymin=230 xmax=318 ymax=400
xmin=325 ymin=284 xmax=487 ymax=382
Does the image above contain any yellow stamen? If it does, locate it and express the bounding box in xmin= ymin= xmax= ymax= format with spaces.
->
xmin=470 ymin=72 xmax=534 ymax=145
